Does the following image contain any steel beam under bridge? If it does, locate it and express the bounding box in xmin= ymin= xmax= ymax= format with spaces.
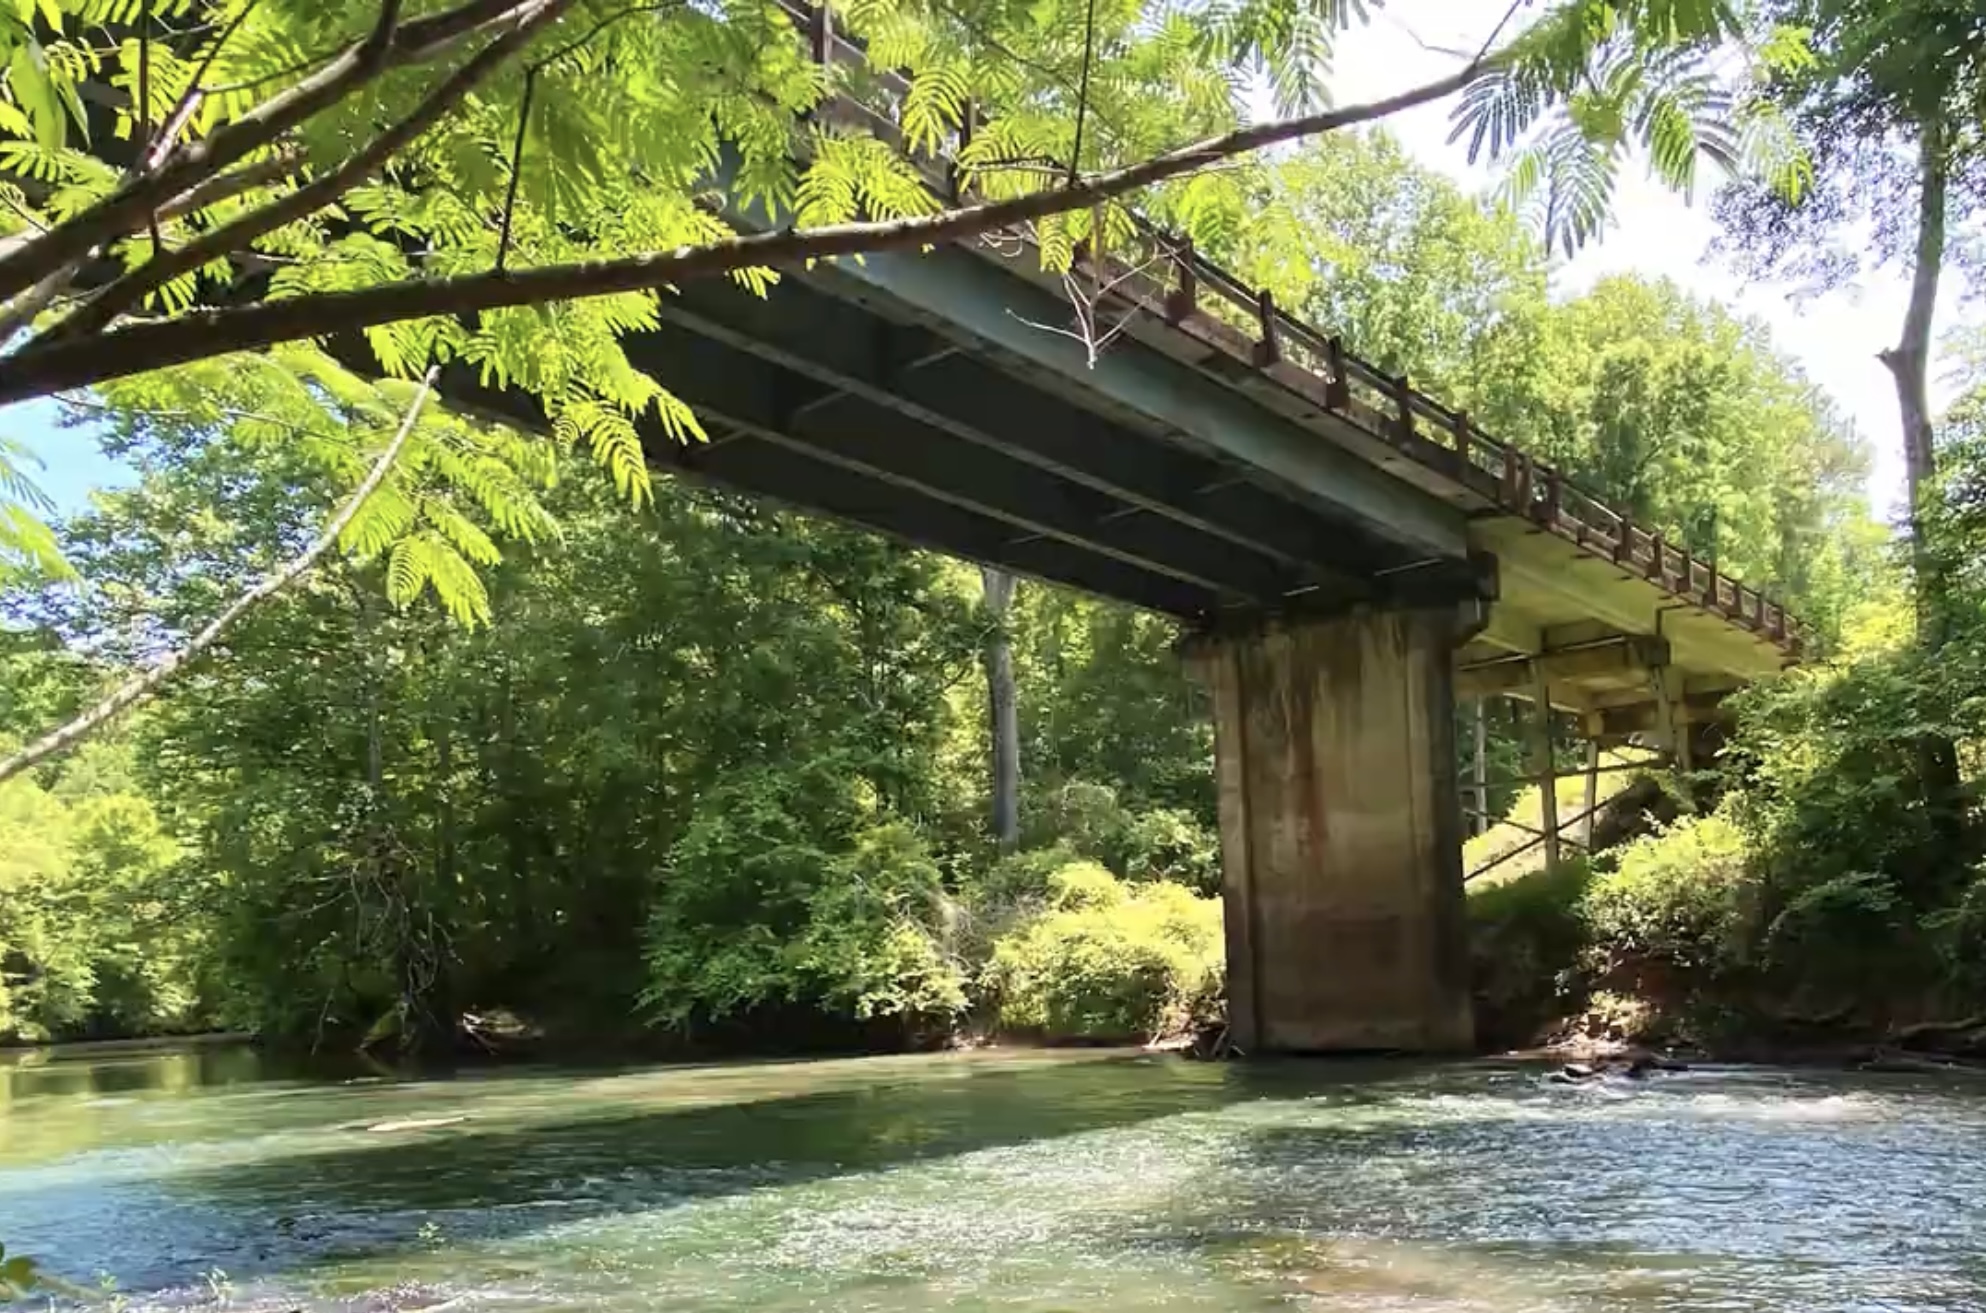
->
xmin=438 ymin=241 xmax=1481 ymax=625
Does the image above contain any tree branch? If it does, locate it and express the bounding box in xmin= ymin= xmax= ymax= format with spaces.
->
xmin=55 ymin=0 xmax=572 ymax=340
xmin=0 ymin=368 xmax=436 ymax=788
xmin=0 ymin=0 xmax=553 ymax=307
xmin=0 ymin=60 xmax=1481 ymax=404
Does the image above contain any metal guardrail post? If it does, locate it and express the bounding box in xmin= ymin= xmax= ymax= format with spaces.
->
xmin=949 ymin=100 xmax=975 ymax=203
xmin=1252 ymin=288 xmax=1280 ymax=367
xmin=809 ymin=2 xmax=833 ymax=64
xmin=1324 ymin=336 xmax=1350 ymax=409
xmin=1164 ymin=239 xmax=1197 ymax=322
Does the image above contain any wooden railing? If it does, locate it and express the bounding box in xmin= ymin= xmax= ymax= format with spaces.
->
xmin=763 ymin=0 xmax=1805 ymax=657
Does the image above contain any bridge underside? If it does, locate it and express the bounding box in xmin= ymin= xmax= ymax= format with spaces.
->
xmin=447 ymin=245 xmax=1479 ymax=625
xmin=437 ymin=238 xmax=1792 ymax=1057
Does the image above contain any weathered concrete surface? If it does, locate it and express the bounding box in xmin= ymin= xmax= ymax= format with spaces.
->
xmin=1192 ymin=608 xmax=1474 ymax=1054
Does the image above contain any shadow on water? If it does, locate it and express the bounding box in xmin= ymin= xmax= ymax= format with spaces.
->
xmin=26 ymin=1053 xmax=1421 ymax=1294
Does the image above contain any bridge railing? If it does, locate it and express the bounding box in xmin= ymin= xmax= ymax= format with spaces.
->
xmin=760 ymin=0 xmax=1804 ymax=658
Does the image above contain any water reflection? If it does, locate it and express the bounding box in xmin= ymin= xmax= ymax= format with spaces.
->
xmin=3 ymin=1048 xmax=1985 ymax=1312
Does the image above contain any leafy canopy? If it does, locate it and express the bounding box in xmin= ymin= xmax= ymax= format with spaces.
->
xmin=0 ymin=0 xmax=1817 ymax=633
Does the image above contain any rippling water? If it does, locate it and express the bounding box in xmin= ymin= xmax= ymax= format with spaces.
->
xmin=4 ymin=1045 xmax=1985 ymax=1311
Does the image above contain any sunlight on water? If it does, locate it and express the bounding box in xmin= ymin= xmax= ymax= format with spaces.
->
xmin=4 ymin=1047 xmax=1986 ymax=1312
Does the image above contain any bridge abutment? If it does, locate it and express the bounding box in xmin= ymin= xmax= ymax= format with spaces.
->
xmin=1189 ymin=606 xmax=1476 ymax=1055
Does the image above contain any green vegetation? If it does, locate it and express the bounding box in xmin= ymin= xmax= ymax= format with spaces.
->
xmin=1470 ymin=432 xmax=1986 ymax=1050
xmin=0 ymin=0 xmax=1803 ymax=415
xmin=0 ymin=128 xmax=1905 ymax=1058
xmin=0 ymin=0 xmax=1976 ymax=1064
xmin=984 ymin=863 xmax=1221 ymax=1044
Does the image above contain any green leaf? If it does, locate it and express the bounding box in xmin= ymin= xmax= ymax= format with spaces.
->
xmin=9 ymin=38 xmax=62 ymax=150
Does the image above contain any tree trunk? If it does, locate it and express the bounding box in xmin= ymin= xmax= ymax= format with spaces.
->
xmin=1581 ymin=738 xmax=1600 ymax=848
xmin=980 ymin=567 xmax=1021 ymax=852
xmin=1879 ymin=116 xmax=1950 ymax=639
xmin=1471 ymin=698 xmax=1489 ymax=837
xmin=1878 ymin=116 xmax=1965 ymax=869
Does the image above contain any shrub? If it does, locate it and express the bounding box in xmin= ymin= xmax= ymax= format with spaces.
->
xmin=1465 ymin=859 xmax=1593 ymax=1047
xmin=1022 ymin=780 xmax=1220 ymax=892
xmin=1930 ymin=869 xmax=1986 ymax=1003
xmin=642 ymin=767 xmax=967 ymax=1030
xmin=1762 ymin=870 xmax=1919 ymax=1013
xmin=1582 ymin=812 xmax=1754 ymax=979
xmin=1728 ymin=652 xmax=1975 ymax=906
xmin=984 ymin=863 xmax=1222 ymax=1042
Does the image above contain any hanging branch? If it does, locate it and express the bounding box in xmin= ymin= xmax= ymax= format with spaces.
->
xmin=0 ymin=368 xmax=438 ymax=788
xmin=0 ymin=0 xmax=549 ymax=307
xmin=58 ymin=0 xmax=571 ymax=339
xmin=0 ymin=57 xmax=1485 ymax=403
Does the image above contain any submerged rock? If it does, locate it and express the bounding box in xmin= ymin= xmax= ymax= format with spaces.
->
xmin=1549 ymin=1049 xmax=1688 ymax=1084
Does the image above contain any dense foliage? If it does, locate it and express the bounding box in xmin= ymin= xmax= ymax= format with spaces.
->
xmin=0 ymin=0 xmax=1808 ymax=404
xmin=984 ymin=862 xmax=1222 ymax=1043
xmin=0 ymin=92 xmax=1927 ymax=1059
xmin=1471 ymin=426 xmax=1986 ymax=1049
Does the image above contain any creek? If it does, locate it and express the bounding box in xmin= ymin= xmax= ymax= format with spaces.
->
xmin=4 ymin=1045 xmax=1985 ymax=1310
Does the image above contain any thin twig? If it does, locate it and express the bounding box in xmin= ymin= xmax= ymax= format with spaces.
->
xmin=0 ymin=367 xmax=438 ymax=787
xmin=1473 ymin=0 xmax=1529 ymax=66
xmin=149 ymin=0 xmax=270 ymax=172
xmin=498 ymin=1 xmax=681 ymax=272
xmin=139 ymin=0 xmax=162 ymax=257
xmin=1067 ymin=0 xmax=1098 ymax=187
xmin=496 ymin=70 xmax=537 ymax=273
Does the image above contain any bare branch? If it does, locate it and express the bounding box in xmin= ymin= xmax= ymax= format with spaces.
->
xmin=157 ymin=150 xmax=304 ymax=220
xmin=366 ymin=0 xmax=407 ymax=58
xmin=139 ymin=0 xmax=162 ymax=256
xmin=1474 ymin=0 xmax=1529 ymax=67
xmin=0 ymin=367 xmax=437 ymax=787
xmin=0 ymin=60 xmax=1481 ymax=404
xmin=497 ymin=71 xmax=536 ymax=272
xmin=55 ymin=0 xmax=572 ymax=340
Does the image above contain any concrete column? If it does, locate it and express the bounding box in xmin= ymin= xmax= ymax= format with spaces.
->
xmin=1189 ymin=606 xmax=1474 ymax=1054
xmin=1528 ymin=663 xmax=1560 ymax=874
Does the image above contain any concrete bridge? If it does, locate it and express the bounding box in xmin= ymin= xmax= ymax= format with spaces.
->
xmin=442 ymin=2 xmax=1800 ymax=1055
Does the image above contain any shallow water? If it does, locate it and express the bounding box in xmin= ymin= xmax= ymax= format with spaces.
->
xmin=4 ymin=1045 xmax=1985 ymax=1311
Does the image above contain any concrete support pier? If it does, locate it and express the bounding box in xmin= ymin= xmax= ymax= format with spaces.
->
xmin=1190 ymin=607 xmax=1474 ymax=1054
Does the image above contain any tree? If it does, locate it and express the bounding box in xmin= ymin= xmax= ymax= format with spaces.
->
xmin=0 ymin=436 xmax=67 ymax=585
xmin=979 ymin=566 xmax=1019 ymax=852
xmin=1471 ymin=276 xmax=1880 ymax=638
xmin=0 ymin=0 xmax=1802 ymax=415
xmin=1715 ymin=0 xmax=1985 ymax=622
xmin=1224 ymin=129 xmax=1548 ymax=399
